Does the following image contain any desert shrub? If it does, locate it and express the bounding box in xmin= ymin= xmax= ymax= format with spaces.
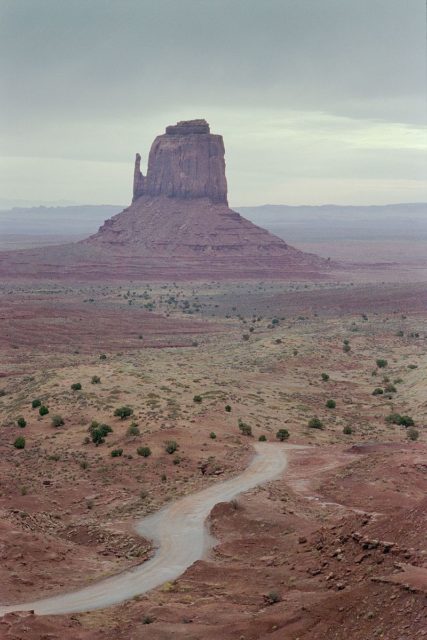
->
xmin=17 ymin=417 xmax=27 ymax=428
xmin=258 ymin=434 xmax=267 ymax=441
xmin=325 ymin=399 xmax=336 ymax=409
xmin=407 ymin=427 xmax=419 ymax=441
xmin=372 ymin=388 xmax=384 ymax=395
xmin=265 ymin=591 xmax=281 ymax=604
xmin=71 ymin=382 xmax=82 ymax=391
xmin=127 ymin=422 xmax=140 ymax=436
xmin=137 ymin=446 xmax=151 ymax=457
xmin=343 ymin=344 xmax=351 ymax=353
xmin=91 ymin=375 xmax=101 ymax=384
xmin=39 ymin=405 xmax=49 ymax=416
xmin=51 ymin=414 xmax=64 ymax=427
xmin=114 ymin=406 xmax=133 ymax=420
xmin=238 ymin=419 xmax=252 ymax=436
xmin=407 ymin=364 xmax=417 ymax=369
xmin=14 ymin=436 xmax=25 ymax=449
xmin=276 ymin=428 xmax=290 ymax=441
xmin=99 ymin=354 xmax=107 ymax=360
xmin=0 ymin=389 xmax=6 ymax=397
xmin=393 ymin=378 xmax=403 ymax=384
xmin=89 ymin=421 xmax=113 ymax=445
xmin=308 ymin=417 xmax=323 ymax=430
xmin=193 ymin=395 xmax=203 ymax=403
xmin=80 ymin=460 xmax=89 ymax=469
xmin=142 ymin=615 xmax=154 ymax=624
xmin=165 ymin=440 xmax=178 ymax=454
xmin=343 ymin=339 xmax=350 ymax=345
xmin=209 ymin=431 xmax=217 ymax=439
xmin=173 ymin=456 xmax=181 ymax=465
xmin=384 ymin=383 xmax=396 ymax=393
xmin=225 ymin=404 xmax=232 ymax=412
xmin=396 ymin=330 xmax=404 ymax=337
xmin=321 ymin=373 xmax=329 ymax=381
xmin=385 ymin=413 xmax=414 ymax=427
xmin=343 ymin=425 xmax=353 ymax=435
xmin=111 ymin=448 xmax=123 ymax=457
xmin=31 ymin=399 xmax=41 ymax=409
xmin=376 ymin=359 xmax=388 ymax=368
xmin=242 ymin=334 xmax=250 ymax=341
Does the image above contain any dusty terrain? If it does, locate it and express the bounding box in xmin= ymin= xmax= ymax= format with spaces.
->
xmin=0 ymin=273 xmax=425 ymax=638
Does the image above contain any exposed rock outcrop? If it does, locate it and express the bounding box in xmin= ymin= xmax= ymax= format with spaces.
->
xmin=132 ymin=119 xmax=228 ymax=204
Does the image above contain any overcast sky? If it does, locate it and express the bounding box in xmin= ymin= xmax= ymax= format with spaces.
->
xmin=0 ymin=0 xmax=426 ymax=207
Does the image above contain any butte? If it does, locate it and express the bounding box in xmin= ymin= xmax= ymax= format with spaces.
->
xmin=0 ymin=119 xmax=328 ymax=281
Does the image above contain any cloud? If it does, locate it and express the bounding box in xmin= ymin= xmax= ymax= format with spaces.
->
xmin=0 ymin=0 xmax=425 ymax=204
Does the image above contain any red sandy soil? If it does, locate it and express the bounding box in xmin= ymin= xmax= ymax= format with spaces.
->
xmin=1 ymin=443 xmax=425 ymax=639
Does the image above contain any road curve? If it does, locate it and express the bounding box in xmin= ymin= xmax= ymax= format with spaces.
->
xmin=0 ymin=443 xmax=288 ymax=616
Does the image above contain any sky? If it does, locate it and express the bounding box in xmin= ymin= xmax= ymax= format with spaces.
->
xmin=0 ymin=0 xmax=426 ymax=207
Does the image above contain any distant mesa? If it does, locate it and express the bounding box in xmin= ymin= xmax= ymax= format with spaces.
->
xmin=0 ymin=119 xmax=328 ymax=280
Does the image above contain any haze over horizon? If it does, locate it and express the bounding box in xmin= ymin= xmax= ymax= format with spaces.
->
xmin=1 ymin=0 xmax=426 ymax=207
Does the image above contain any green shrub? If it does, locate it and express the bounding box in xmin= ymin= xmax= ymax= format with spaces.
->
xmin=276 ymin=428 xmax=289 ymax=441
xmin=17 ymin=417 xmax=27 ymax=428
xmin=31 ymin=399 xmax=41 ymax=409
xmin=14 ymin=436 xmax=25 ymax=449
xmin=91 ymin=375 xmax=101 ymax=384
xmin=407 ymin=427 xmax=419 ymax=441
xmin=265 ymin=591 xmax=281 ymax=604
xmin=407 ymin=364 xmax=417 ymax=370
xmin=238 ymin=419 xmax=252 ymax=436
xmin=114 ymin=406 xmax=133 ymax=420
xmin=372 ymin=387 xmax=384 ymax=395
xmin=376 ymin=359 xmax=388 ymax=368
xmin=193 ymin=395 xmax=203 ymax=403
xmin=225 ymin=404 xmax=232 ymax=412
xmin=321 ymin=373 xmax=329 ymax=381
xmin=51 ymin=414 xmax=64 ymax=427
xmin=111 ymin=448 xmax=123 ymax=457
xmin=325 ymin=399 xmax=336 ymax=409
xmin=39 ymin=405 xmax=49 ymax=416
xmin=343 ymin=425 xmax=353 ymax=435
xmin=99 ymin=354 xmax=107 ymax=360
xmin=343 ymin=344 xmax=351 ymax=353
xmin=165 ymin=440 xmax=178 ymax=454
xmin=399 ymin=415 xmax=415 ymax=427
xmin=137 ymin=446 xmax=151 ymax=457
xmin=385 ymin=413 xmax=414 ymax=427
xmin=127 ymin=422 xmax=140 ymax=436
xmin=71 ymin=382 xmax=82 ymax=391
xmin=308 ymin=417 xmax=323 ymax=430
xmin=209 ymin=431 xmax=217 ymax=439
xmin=89 ymin=421 xmax=113 ymax=445
xmin=258 ymin=434 xmax=267 ymax=441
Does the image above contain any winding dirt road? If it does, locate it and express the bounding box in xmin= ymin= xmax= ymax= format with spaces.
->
xmin=0 ymin=442 xmax=288 ymax=616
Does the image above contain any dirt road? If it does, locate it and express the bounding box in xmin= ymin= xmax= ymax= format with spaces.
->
xmin=0 ymin=442 xmax=289 ymax=615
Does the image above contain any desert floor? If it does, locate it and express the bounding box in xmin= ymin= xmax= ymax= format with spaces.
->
xmin=0 ymin=265 xmax=426 ymax=638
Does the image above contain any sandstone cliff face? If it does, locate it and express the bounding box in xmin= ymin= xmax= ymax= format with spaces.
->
xmin=132 ymin=119 xmax=228 ymax=204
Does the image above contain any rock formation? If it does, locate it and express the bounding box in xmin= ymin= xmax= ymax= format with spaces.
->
xmin=0 ymin=119 xmax=328 ymax=281
xmin=132 ymin=119 xmax=228 ymax=204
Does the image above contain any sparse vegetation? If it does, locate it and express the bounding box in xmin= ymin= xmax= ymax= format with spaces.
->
xmin=321 ymin=373 xmax=329 ymax=381
xmin=39 ymin=405 xmax=49 ymax=416
xmin=407 ymin=427 xmax=419 ymax=441
xmin=238 ymin=418 xmax=252 ymax=436
xmin=127 ymin=422 xmax=140 ymax=436
xmin=17 ymin=417 xmax=26 ymax=428
xmin=258 ymin=434 xmax=267 ymax=441
xmin=114 ymin=406 xmax=134 ymax=420
xmin=209 ymin=431 xmax=217 ymax=439
xmin=137 ymin=446 xmax=152 ymax=457
xmin=111 ymin=448 xmax=123 ymax=457
xmin=372 ymin=387 xmax=384 ymax=395
xmin=71 ymin=382 xmax=82 ymax=391
xmin=91 ymin=375 xmax=101 ymax=384
xmin=51 ymin=414 xmax=64 ymax=427
xmin=225 ymin=404 xmax=232 ymax=412
xmin=276 ymin=428 xmax=289 ymax=441
xmin=14 ymin=436 xmax=26 ymax=449
xmin=376 ymin=359 xmax=388 ymax=368
xmin=165 ymin=440 xmax=178 ymax=454
xmin=31 ymin=399 xmax=41 ymax=409
xmin=89 ymin=421 xmax=113 ymax=445
xmin=308 ymin=417 xmax=323 ymax=429
xmin=385 ymin=413 xmax=415 ymax=427
xmin=325 ymin=399 xmax=336 ymax=409
xmin=193 ymin=395 xmax=203 ymax=403
xmin=343 ymin=425 xmax=353 ymax=435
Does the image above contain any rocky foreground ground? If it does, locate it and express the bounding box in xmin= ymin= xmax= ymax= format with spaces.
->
xmin=0 ymin=278 xmax=425 ymax=638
